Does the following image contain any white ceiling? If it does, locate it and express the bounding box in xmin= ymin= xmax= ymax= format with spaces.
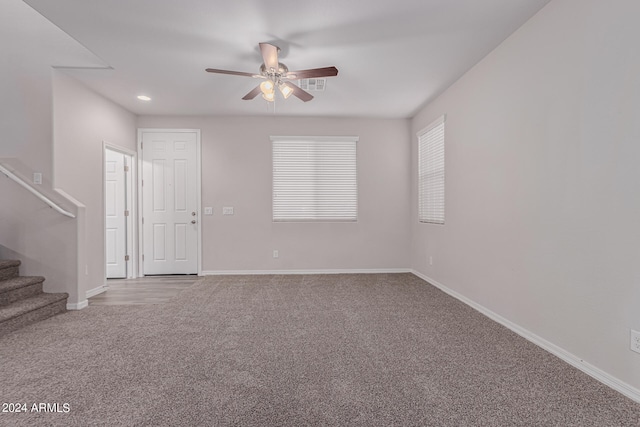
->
xmin=24 ymin=0 xmax=551 ymax=118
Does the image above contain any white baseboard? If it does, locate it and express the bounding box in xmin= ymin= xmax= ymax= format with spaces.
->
xmin=66 ymin=299 xmax=88 ymax=310
xmin=86 ymin=285 xmax=108 ymax=299
xmin=201 ymin=268 xmax=411 ymax=276
xmin=410 ymin=270 xmax=640 ymax=404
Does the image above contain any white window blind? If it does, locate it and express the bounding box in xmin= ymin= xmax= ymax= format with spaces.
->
xmin=418 ymin=116 xmax=445 ymax=224
xmin=272 ymin=136 xmax=358 ymax=222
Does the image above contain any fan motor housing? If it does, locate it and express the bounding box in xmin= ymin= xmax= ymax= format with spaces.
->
xmin=261 ymin=62 xmax=288 ymax=78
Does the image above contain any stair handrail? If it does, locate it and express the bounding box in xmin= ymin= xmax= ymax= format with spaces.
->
xmin=0 ymin=164 xmax=75 ymax=219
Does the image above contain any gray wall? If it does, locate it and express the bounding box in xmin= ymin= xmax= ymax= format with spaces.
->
xmin=411 ymin=0 xmax=640 ymax=391
xmin=0 ymin=1 xmax=108 ymax=304
xmin=137 ymin=116 xmax=412 ymax=272
xmin=53 ymin=71 xmax=137 ymax=297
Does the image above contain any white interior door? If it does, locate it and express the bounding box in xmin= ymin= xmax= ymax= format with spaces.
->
xmin=105 ymin=148 xmax=127 ymax=278
xmin=142 ymin=131 xmax=198 ymax=275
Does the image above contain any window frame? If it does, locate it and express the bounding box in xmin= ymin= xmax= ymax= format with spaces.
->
xmin=417 ymin=115 xmax=446 ymax=225
xmin=271 ymin=136 xmax=359 ymax=223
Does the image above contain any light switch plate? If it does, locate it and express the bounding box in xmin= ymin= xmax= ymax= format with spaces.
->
xmin=204 ymin=207 xmax=213 ymax=215
xmin=33 ymin=172 xmax=42 ymax=185
xmin=223 ymin=206 xmax=234 ymax=215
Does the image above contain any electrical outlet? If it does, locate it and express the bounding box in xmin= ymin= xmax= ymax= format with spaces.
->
xmin=631 ymin=330 xmax=640 ymax=354
xmin=429 ymin=256 xmax=433 ymax=266
xmin=273 ymin=250 xmax=279 ymax=258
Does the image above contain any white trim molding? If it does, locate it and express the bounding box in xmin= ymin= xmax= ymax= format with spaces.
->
xmin=270 ymin=135 xmax=359 ymax=143
xmin=67 ymin=299 xmax=88 ymax=310
xmin=86 ymin=285 xmax=108 ymax=299
xmin=202 ymin=268 xmax=411 ymax=276
xmin=410 ymin=270 xmax=640 ymax=404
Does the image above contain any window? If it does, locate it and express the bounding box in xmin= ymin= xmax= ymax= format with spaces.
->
xmin=272 ymin=136 xmax=358 ymax=222
xmin=418 ymin=116 xmax=445 ymax=224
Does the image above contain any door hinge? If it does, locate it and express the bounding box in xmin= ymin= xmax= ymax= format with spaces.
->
xmin=124 ymin=165 xmax=130 ymax=172
xmin=141 ymin=179 xmax=144 ymax=187
xmin=124 ymin=210 xmax=129 ymax=216
xmin=142 ymin=254 xmax=145 ymax=261
xmin=140 ymin=142 xmax=143 ymax=150
xmin=142 ymin=217 xmax=144 ymax=224
xmin=125 ymin=255 xmax=130 ymax=261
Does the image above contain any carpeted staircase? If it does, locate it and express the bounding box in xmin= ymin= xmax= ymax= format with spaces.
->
xmin=0 ymin=260 xmax=68 ymax=336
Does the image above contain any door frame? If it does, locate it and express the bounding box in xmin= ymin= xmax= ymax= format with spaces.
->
xmin=103 ymin=141 xmax=137 ymax=280
xmin=137 ymin=128 xmax=202 ymax=277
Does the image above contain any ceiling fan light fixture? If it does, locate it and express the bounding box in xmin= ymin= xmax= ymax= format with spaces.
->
xmin=278 ymin=83 xmax=293 ymax=99
xmin=260 ymin=80 xmax=274 ymax=95
xmin=262 ymin=91 xmax=275 ymax=102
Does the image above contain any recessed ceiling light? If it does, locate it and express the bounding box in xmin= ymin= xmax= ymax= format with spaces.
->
xmin=137 ymin=95 xmax=151 ymax=101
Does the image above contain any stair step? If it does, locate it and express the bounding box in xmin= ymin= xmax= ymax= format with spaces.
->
xmin=0 ymin=292 xmax=68 ymax=337
xmin=0 ymin=276 xmax=45 ymax=306
xmin=0 ymin=260 xmax=21 ymax=281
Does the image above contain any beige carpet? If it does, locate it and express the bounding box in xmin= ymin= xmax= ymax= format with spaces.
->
xmin=1 ymin=273 xmax=639 ymax=426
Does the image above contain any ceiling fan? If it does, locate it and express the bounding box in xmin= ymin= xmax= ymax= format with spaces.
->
xmin=206 ymin=42 xmax=338 ymax=103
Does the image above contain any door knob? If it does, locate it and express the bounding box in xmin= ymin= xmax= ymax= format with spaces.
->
xmin=192 ymin=211 xmax=196 ymax=216
xmin=191 ymin=220 xmax=196 ymax=224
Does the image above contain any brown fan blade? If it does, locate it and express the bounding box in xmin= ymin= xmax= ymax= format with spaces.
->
xmin=206 ymin=68 xmax=256 ymax=77
xmin=283 ymin=81 xmax=313 ymax=102
xmin=286 ymin=66 xmax=338 ymax=79
xmin=242 ymin=85 xmax=262 ymax=100
xmin=259 ymin=42 xmax=279 ymax=72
